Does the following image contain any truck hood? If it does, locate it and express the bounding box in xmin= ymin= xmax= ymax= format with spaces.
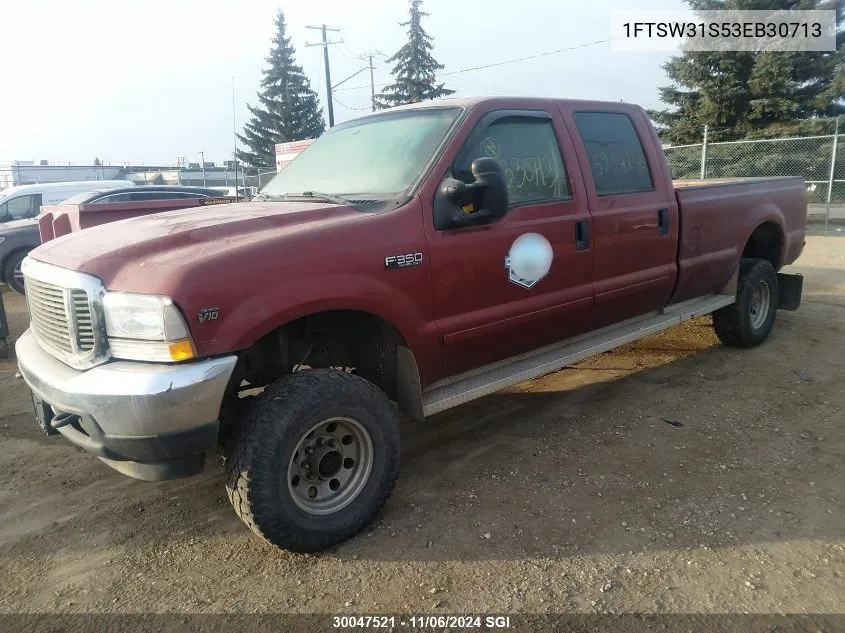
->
xmin=30 ymin=200 xmax=362 ymax=290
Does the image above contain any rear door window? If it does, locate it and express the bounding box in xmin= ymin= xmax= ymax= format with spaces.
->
xmin=573 ymin=112 xmax=654 ymax=196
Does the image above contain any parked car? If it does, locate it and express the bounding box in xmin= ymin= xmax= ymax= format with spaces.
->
xmin=38 ymin=186 xmax=234 ymax=243
xmin=0 ymin=180 xmax=133 ymax=222
xmin=15 ymin=97 xmax=806 ymax=553
xmin=0 ymin=221 xmax=39 ymax=293
xmin=0 ymin=181 xmax=132 ymax=293
xmin=3 ymin=186 xmax=231 ymax=293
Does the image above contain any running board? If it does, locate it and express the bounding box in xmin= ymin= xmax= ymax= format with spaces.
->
xmin=421 ymin=293 xmax=735 ymax=417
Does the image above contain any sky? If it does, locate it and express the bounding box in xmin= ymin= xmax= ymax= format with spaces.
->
xmin=0 ymin=0 xmax=686 ymax=166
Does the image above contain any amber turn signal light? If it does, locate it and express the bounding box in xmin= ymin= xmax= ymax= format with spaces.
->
xmin=168 ymin=339 xmax=196 ymax=361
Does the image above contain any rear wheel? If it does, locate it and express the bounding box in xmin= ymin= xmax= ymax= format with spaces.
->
xmin=713 ymin=258 xmax=779 ymax=348
xmin=225 ymin=369 xmax=400 ymax=552
xmin=2 ymin=250 xmax=27 ymax=294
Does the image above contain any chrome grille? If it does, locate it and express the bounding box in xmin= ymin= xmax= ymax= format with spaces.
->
xmin=71 ymin=290 xmax=95 ymax=351
xmin=22 ymin=257 xmax=109 ymax=370
xmin=25 ymin=277 xmax=74 ymax=355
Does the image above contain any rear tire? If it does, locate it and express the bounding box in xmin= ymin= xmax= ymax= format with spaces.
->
xmin=225 ymin=369 xmax=400 ymax=552
xmin=713 ymin=258 xmax=779 ymax=348
xmin=2 ymin=250 xmax=27 ymax=294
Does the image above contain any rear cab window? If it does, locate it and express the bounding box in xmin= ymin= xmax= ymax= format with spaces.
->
xmin=452 ymin=112 xmax=570 ymax=206
xmin=572 ymin=111 xmax=654 ymax=196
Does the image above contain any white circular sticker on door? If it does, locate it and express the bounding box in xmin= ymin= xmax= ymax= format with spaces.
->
xmin=505 ymin=233 xmax=553 ymax=289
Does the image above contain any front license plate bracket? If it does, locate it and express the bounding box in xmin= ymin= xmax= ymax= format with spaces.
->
xmin=31 ymin=393 xmax=58 ymax=436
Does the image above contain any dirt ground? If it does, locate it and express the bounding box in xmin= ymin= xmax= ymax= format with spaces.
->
xmin=0 ymin=234 xmax=843 ymax=618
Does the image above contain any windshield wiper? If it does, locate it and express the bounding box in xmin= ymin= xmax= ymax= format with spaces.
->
xmin=295 ymin=191 xmax=352 ymax=205
xmin=253 ymin=191 xmax=355 ymax=205
xmin=251 ymin=193 xmax=285 ymax=202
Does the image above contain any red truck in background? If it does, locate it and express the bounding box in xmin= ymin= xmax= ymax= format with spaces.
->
xmin=15 ymin=97 xmax=806 ymax=553
xmin=38 ymin=186 xmax=235 ymax=242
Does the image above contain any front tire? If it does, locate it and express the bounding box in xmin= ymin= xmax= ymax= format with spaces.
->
xmin=225 ymin=369 xmax=400 ymax=552
xmin=713 ymin=258 xmax=779 ymax=348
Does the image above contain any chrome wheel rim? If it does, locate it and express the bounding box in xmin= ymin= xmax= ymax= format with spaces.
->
xmin=12 ymin=261 xmax=24 ymax=288
xmin=287 ymin=416 xmax=374 ymax=515
xmin=749 ymin=280 xmax=771 ymax=330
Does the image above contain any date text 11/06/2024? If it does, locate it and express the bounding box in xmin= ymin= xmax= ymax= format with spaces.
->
xmin=332 ymin=615 xmax=512 ymax=629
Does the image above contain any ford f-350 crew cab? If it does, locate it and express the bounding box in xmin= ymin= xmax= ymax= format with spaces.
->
xmin=15 ymin=97 xmax=806 ymax=552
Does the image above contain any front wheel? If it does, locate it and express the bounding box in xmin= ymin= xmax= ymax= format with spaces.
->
xmin=3 ymin=250 xmax=27 ymax=294
xmin=713 ymin=258 xmax=779 ymax=348
xmin=225 ymin=369 xmax=400 ymax=552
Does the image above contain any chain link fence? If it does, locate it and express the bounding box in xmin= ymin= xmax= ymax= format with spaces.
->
xmin=258 ymin=170 xmax=277 ymax=188
xmin=229 ymin=168 xmax=278 ymax=189
xmin=664 ymin=125 xmax=843 ymax=226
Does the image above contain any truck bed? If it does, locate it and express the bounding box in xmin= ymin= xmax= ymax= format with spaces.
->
xmin=673 ymin=176 xmax=785 ymax=189
xmin=671 ymin=176 xmax=807 ymax=304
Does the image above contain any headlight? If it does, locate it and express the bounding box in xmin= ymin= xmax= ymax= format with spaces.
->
xmin=103 ymin=292 xmax=195 ymax=362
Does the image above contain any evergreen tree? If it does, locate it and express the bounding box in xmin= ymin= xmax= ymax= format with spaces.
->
xmin=237 ymin=10 xmax=325 ymax=168
xmin=651 ymin=0 xmax=844 ymax=144
xmin=375 ymin=0 xmax=454 ymax=108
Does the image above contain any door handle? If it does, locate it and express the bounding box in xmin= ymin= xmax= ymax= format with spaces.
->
xmin=575 ymin=220 xmax=591 ymax=251
xmin=657 ymin=208 xmax=670 ymax=236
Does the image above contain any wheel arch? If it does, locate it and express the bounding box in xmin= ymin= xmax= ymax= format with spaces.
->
xmin=0 ymin=247 xmax=31 ymax=283
xmin=742 ymin=221 xmax=784 ymax=271
xmin=234 ymin=308 xmax=425 ymax=419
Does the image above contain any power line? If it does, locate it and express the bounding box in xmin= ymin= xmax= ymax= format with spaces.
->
xmin=333 ymin=36 xmax=616 ymax=93
xmin=336 ymin=41 xmax=363 ymax=60
xmin=447 ymin=75 xmax=536 ymax=97
xmin=441 ymin=37 xmax=617 ymax=76
xmin=332 ymin=95 xmax=370 ymax=111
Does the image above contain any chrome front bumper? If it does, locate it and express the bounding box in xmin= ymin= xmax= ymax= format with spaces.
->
xmin=16 ymin=329 xmax=238 ymax=480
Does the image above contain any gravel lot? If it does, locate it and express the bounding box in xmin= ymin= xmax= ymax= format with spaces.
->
xmin=0 ymin=235 xmax=843 ymax=618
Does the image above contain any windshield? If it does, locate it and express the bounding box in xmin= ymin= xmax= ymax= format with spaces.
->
xmin=261 ymin=107 xmax=461 ymax=201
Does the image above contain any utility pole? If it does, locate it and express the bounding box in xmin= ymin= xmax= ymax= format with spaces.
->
xmin=199 ymin=151 xmax=206 ymax=187
xmin=330 ymin=51 xmax=383 ymax=113
xmin=176 ymin=157 xmax=186 ymax=185
xmin=369 ymin=55 xmax=376 ymax=111
xmin=306 ymin=24 xmax=341 ymax=127
xmin=825 ymin=115 xmax=840 ymax=231
xmin=232 ymin=76 xmax=239 ymax=202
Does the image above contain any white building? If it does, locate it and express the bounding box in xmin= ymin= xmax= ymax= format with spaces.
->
xmin=0 ymin=162 xmax=260 ymax=192
xmin=0 ymin=163 xmax=123 ymax=190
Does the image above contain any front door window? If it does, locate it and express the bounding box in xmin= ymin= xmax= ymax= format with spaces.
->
xmin=3 ymin=194 xmax=42 ymax=220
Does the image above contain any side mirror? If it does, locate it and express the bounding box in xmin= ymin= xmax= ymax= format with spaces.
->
xmin=469 ymin=157 xmax=508 ymax=219
xmin=438 ymin=157 xmax=508 ymax=228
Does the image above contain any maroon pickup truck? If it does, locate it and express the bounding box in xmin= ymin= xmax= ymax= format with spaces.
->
xmin=15 ymin=97 xmax=806 ymax=552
